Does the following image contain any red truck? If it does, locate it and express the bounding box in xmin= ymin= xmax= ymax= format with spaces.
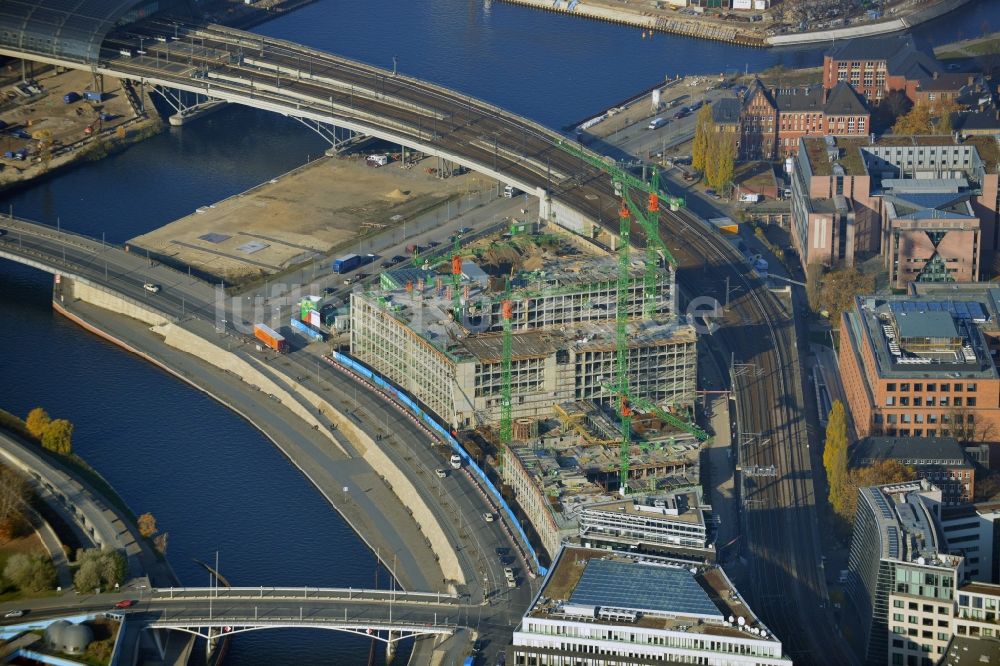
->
xmin=253 ymin=323 xmax=287 ymax=353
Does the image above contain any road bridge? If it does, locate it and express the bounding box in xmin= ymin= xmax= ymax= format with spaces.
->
xmin=0 ymin=10 xmax=847 ymax=662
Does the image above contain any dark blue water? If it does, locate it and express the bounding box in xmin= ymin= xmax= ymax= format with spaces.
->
xmin=0 ymin=0 xmax=997 ymax=663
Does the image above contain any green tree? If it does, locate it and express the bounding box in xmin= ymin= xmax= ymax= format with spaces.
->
xmin=25 ymin=407 xmax=51 ymax=440
xmin=73 ymin=548 xmax=126 ymax=592
xmin=137 ymin=512 xmax=157 ymax=539
xmin=41 ymin=419 xmax=73 ymax=455
xmin=823 ymin=401 xmax=849 ymax=517
xmin=892 ymin=102 xmax=934 ymax=135
xmin=691 ymin=105 xmax=715 ymax=174
xmin=3 ymin=552 xmax=56 ymax=593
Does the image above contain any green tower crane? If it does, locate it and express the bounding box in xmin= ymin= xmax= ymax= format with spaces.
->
xmin=555 ymin=139 xmax=708 ymax=492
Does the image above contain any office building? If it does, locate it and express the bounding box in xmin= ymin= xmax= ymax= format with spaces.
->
xmin=511 ymin=546 xmax=792 ymax=665
xmin=846 ymin=480 xmax=963 ymax=665
xmin=839 ymin=289 xmax=1000 ymax=443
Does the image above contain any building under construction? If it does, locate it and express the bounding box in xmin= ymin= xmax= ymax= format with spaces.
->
xmin=349 ymin=229 xmax=698 ymax=431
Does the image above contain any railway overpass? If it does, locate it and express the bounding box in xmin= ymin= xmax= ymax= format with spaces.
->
xmin=0 ymin=6 xmax=851 ymax=662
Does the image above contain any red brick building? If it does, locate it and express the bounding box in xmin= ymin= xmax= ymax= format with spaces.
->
xmin=741 ymin=80 xmax=869 ymax=160
xmin=822 ymin=34 xmax=941 ymax=104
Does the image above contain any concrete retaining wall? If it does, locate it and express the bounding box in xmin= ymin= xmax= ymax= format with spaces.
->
xmin=768 ymin=0 xmax=971 ymax=45
xmin=151 ymin=322 xmax=349 ymax=457
xmin=152 ymin=324 xmax=465 ymax=584
xmin=66 ymin=280 xmax=168 ymax=327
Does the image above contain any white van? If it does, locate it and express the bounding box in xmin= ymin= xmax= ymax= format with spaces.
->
xmin=739 ymin=193 xmax=762 ymax=203
xmin=449 ymin=454 xmax=462 ymax=469
xmin=503 ymin=185 xmax=519 ymax=198
xmin=648 ymin=117 xmax=666 ymax=130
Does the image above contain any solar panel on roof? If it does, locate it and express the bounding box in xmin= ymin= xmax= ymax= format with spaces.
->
xmin=569 ymin=559 xmax=723 ymax=619
xmin=887 ymin=526 xmax=900 ymax=559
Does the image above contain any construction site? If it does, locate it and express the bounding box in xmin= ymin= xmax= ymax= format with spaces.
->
xmin=350 ymin=226 xmax=698 ymax=431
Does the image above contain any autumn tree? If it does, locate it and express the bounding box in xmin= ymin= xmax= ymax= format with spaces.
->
xmin=692 ymin=105 xmax=715 ymax=174
xmin=948 ymin=407 xmax=996 ymax=446
xmin=707 ymin=133 xmax=736 ymax=193
xmin=823 ymin=401 xmax=850 ymax=517
xmin=837 ymin=460 xmax=916 ymax=524
xmin=934 ymin=98 xmax=961 ymax=134
xmin=892 ymin=102 xmax=934 ymax=135
xmin=41 ymin=419 xmax=73 ymax=455
xmin=817 ymin=267 xmax=876 ymax=323
xmin=0 ymin=466 xmax=29 ymax=543
xmin=137 ymin=513 xmax=157 ymax=539
xmin=25 ymin=407 xmax=51 ymax=440
xmin=3 ymin=552 xmax=57 ymax=593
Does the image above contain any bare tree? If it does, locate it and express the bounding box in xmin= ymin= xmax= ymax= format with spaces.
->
xmin=0 ymin=466 xmax=28 ymax=543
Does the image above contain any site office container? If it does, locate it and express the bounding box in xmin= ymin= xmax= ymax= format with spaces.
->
xmin=253 ymin=323 xmax=287 ymax=352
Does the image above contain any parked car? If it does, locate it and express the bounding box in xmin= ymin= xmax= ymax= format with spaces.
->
xmin=457 ymin=227 xmax=473 ymax=235
xmin=390 ymin=255 xmax=406 ymax=265
xmin=323 ymin=287 xmax=336 ymax=295
xmin=426 ymin=240 xmax=441 ymax=248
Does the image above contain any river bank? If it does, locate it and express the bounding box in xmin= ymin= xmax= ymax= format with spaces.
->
xmin=496 ymin=0 xmax=975 ymax=47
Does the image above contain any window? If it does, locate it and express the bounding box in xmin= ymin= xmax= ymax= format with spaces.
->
xmin=915 ymin=383 xmax=923 ymax=391
xmin=887 ymin=396 xmax=896 ymax=406
xmin=900 ymin=397 xmax=910 ymax=406
xmin=955 ymin=397 xmax=963 ymax=407
xmin=927 ymin=383 xmax=936 ymax=392
xmin=941 ymin=383 xmax=950 ymax=392
xmin=901 ymin=383 xmax=911 ymax=391
xmin=967 ymin=397 xmax=977 ymax=407
xmin=967 ymin=383 xmax=977 ymax=392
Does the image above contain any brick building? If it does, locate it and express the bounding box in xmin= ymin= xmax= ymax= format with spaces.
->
xmin=790 ymin=135 xmax=999 ymax=269
xmin=740 ymin=79 xmax=869 ymax=160
xmin=851 ymin=436 xmax=975 ymax=504
xmin=839 ymin=290 xmax=1000 ymax=445
xmin=823 ymin=34 xmax=942 ymax=104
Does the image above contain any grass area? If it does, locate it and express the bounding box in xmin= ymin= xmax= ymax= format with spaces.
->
xmin=935 ymin=36 xmax=1000 ymax=59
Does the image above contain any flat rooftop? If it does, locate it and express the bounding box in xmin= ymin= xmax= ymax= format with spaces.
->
xmin=864 ymin=481 xmax=956 ymax=565
xmin=531 ymin=547 xmax=777 ymax=641
xmin=583 ymin=491 xmax=708 ymax=526
xmin=801 ymin=134 xmax=1000 ymax=178
xmin=849 ymin=296 xmax=998 ymax=380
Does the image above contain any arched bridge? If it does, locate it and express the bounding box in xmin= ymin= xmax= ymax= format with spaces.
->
xmin=144 ymin=586 xmax=463 ymax=646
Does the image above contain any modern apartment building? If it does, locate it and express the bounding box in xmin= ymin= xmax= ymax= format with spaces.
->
xmin=838 ymin=289 xmax=1000 ymax=443
xmin=511 ymin=546 xmax=792 ymax=665
xmin=941 ymin=501 xmax=1000 ymax=584
xmin=846 ymin=480 xmax=963 ymax=665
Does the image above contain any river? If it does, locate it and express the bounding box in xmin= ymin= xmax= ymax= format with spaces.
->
xmin=0 ymin=0 xmax=996 ymax=663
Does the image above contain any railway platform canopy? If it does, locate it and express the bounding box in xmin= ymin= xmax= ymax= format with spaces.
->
xmin=0 ymin=0 xmax=175 ymax=65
